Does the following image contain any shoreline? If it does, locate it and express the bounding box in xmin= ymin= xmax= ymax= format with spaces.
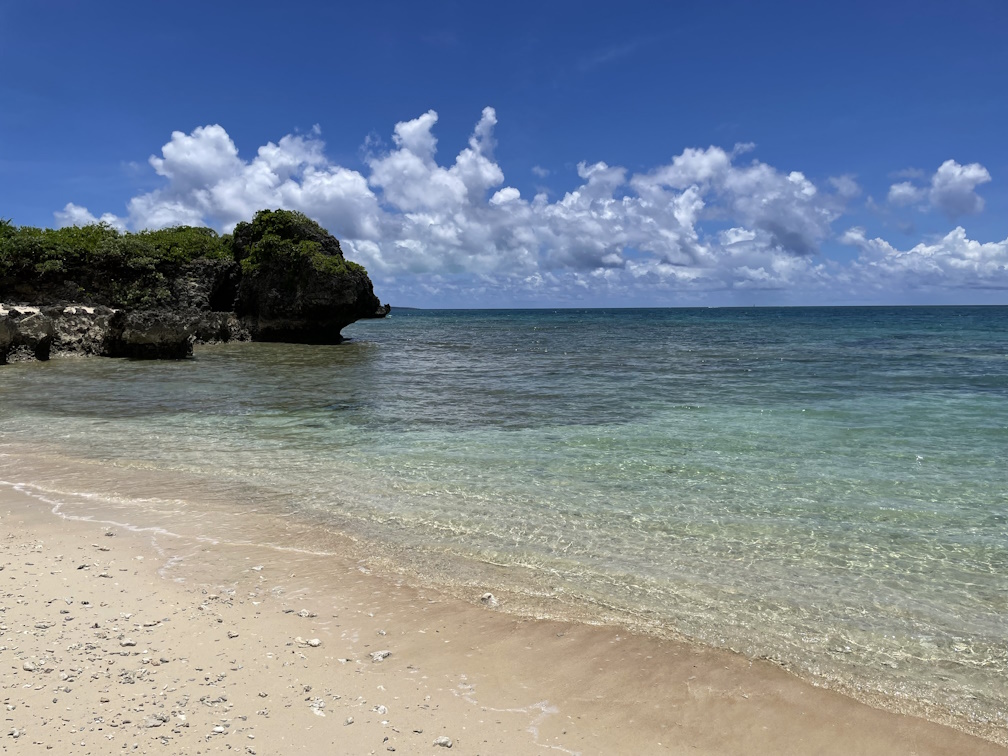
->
xmin=2 ymin=477 xmax=1005 ymax=754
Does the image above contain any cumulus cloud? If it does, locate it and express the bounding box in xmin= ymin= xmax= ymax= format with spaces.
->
xmin=367 ymin=107 xmax=504 ymax=215
xmin=842 ymin=226 xmax=1008 ymax=290
xmin=56 ymin=109 xmax=1006 ymax=305
xmin=887 ymin=181 xmax=924 ymax=206
xmin=62 ymin=125 xmax=383 ymax=236
xmin=929 ymin=159 xmax=991 ymax=218
xmin=887 ymin=159 xmax=991 ymax=219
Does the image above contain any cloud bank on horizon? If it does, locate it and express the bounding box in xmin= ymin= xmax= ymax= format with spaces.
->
xmin=56 ymin=108 xmax=1007 ymax=307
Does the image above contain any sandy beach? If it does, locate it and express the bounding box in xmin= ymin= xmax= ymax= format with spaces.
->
xmin=1 ymin=479 xmax=1004 ymax=756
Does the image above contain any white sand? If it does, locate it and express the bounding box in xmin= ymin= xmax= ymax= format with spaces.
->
xmin=1 ymin=483 xmax=1004 ymax=755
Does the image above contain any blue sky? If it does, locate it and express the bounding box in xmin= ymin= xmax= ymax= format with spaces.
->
xmin=2 ymin=0 xmax=1006 ymax=307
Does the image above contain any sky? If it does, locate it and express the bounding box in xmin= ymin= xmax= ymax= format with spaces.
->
xmin=2 ymin=0 xmax=1007 ymax=308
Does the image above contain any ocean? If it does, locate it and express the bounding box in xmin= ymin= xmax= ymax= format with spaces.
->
xmin=1 ymin=306 xmax=1006 ymax=740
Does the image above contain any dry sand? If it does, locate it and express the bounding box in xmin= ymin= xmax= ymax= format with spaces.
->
xmin=1 ymin=483 xmax=1005 ymax=755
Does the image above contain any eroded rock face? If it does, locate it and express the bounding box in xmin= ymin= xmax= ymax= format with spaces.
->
xmin=0 ymin=308 xmax=55 ymax=362
xmin=105 ymin=310 xmax=194 ymax=360
xmin=170 ymin=259 xmax=242 ymax=312
xmin=49 ymin=306 xmax=116 ymax=356
xmin=1 ymin=306 xmax=202 ymax=362
xmin=0 ymin=314 xmax=13 ymax=364
xmin=231 ymin=209 xmax=388 ymax=343
xmin=184 ymin=311 xmax=250 ymax=344
xmin=237 ymin=260 xmax=386 ymax=343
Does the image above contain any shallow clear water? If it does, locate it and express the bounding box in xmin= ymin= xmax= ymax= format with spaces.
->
xmin=2 ymin=306 xmax=1006 ymax=736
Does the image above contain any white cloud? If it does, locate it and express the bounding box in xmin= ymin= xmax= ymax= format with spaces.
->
xmin=887 ymin=160 xmax=992 ymax=218
xmin=57 ymin=109 xmax=1006 ymax=306
xmin=81 ymin=125 xmax=383 ymax=235
xmin=929 ymin=159 xmax=991 ymax=218
xmin=842 ymin=226 xmax=1008 ymax=290
xmin=828 ymin=174 xmax=861 ymax=200
xmin=887 ymin=181 xmax=924 ymax=206
xmin=149 ymin=125 xmax=243 ymax=192
xmin=54 ymin=202 xmax=126 ymax=231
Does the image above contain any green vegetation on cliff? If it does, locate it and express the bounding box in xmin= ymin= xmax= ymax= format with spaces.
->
xmin=0 ymin=219 xmax=232 ymax=307
xmin=0 ymin=210 xmax=369 ymax=308
xmin=231 ymin=209 xmax=365 ymax=278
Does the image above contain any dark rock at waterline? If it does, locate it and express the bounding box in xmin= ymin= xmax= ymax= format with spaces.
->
xmin=0 ymin=308 xmax=55 ymax=362
xmin=231 ymin=210 xmax=388 ymax=343
xmin=237 ymin=259 xmax=387 ymax=343
xmin=0 ymin=313 xmax=15 ymax=364
xmin=1 ymin=306 xmax=210 ymax=362
xmin=104 ymin=309 xmax=194 ymax=360
xmin=185 ymin=311 xmax=250 ymax=344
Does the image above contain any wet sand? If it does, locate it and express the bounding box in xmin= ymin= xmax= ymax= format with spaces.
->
xmin=1 ymin=483 xmax=1004 ymax=755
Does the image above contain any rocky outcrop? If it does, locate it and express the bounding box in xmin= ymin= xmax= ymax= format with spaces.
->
xmin=1 ymin=305 xmax=200 ymax=363
xmin=231 ymin=209 xmax=388 ymax=343
xmin=185 ymin=311 xmax=250 ymax=344
xmin=0 ymin=307 xmax=55 ymax=362
xmin=169 ymin=259 xmax=242 ymax=313
xmin=104 ymin=310 xmax=194 ymax=360
xmin=49 ymin=305 xmax=116 ymax=356
xmin=0 ymin=210 xmax=388 ymax=363
xmin=237 ymin=257 xmax=387 ymax=343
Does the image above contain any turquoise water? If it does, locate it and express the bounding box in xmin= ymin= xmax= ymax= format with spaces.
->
xmin=1 ymin=306 xmax=1006 ymax=738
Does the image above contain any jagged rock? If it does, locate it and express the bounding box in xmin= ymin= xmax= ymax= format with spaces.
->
xmin=49 ymin=305 xmax=116 ymax=356
xmin=0 ymin=314 xmax=12 ymax=364
xmin=1 ymin=307 xmax=54 ymax=362
xmin=237 ymin=261 xmax=385 ymax=343
xmin=184 ymin=311 xmax=250 ymax=344
xmin=232 ymin=210 xmax=387 ymax=343
xmin=105 ymin=310 xmax=193 ymax=359
xmin=170 ymin=259 xmax=242 ymax=312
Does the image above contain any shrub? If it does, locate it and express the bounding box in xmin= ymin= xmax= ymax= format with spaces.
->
xmin=231 ymin=209 xmax=364 ymax=277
